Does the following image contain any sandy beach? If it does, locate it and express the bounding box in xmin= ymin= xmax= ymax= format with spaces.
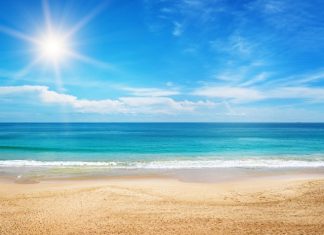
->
xmin=1 ymin=174 xmax=324 ymax=235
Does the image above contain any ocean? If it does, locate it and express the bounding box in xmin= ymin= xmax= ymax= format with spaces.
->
xmin=0 ymin=123 xmax=324 ymax=172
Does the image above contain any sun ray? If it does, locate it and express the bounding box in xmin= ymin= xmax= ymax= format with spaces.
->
xmin=0 ymin=25 xmax=39 ymax=44
xmin=53 ymin=60 xmax=71 ymax=122
xmin=0 ymin=69 xmax=15 ymax=78
xmin=64 ymin=1 xmax=109 ymax=39
xmin=13 ymin=56 xmax=43 ymax=78
xmin=42 ymin=0 xmax=52 ymax=33
xmin=53 ymin=61 xmax=64 ymax=92
xmin=66 ymin=50 xmax=114 ymax=70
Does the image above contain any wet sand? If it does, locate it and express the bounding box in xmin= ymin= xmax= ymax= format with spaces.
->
xmin=0 ymin=175 xmax=324 ymax=235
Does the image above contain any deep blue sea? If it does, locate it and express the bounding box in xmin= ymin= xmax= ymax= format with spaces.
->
xmin=1 ymin=123 xmax=324 ymax=169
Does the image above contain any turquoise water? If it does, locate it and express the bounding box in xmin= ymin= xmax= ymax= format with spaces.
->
xmin=1 ymin=123 xmax=324 ymax=168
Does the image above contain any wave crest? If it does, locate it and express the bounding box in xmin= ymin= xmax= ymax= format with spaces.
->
xmin=0 ymin=159 xmax=324 ymax=169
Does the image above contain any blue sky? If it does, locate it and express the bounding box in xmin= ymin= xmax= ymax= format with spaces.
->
xmin=0 ymin=0 xmax=324 ymax=122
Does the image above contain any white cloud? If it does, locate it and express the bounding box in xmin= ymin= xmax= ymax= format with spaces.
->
xmin=119 ymin=97 xmax=214 ymax=114
xmin=0 ymin=85 xmax=215 ymax=114
xmin=2 ymin=84 xmax=323 ymax=118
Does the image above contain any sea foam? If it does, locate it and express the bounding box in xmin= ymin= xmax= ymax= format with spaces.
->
xmin=0 ymin=159 xmax=324 ymax=169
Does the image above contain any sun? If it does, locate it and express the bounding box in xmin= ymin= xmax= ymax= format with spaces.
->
xmin=39 ymin=33 xmax=68 ymax=62
xmin=0 ymin=0 xmax=110 ymax=78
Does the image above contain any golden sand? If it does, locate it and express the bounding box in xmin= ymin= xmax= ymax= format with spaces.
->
xmin=0 ymin=176 xmax=323 ymax=235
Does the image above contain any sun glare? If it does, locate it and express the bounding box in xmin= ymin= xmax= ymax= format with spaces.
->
xmin=39 ymin=33 xmax=68 ymax=61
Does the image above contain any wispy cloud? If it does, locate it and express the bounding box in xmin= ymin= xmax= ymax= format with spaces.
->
xmin=246 ymin=0 xmax=324 ymax=49
xmin=193 ymin=86 xmax=264 ymax=103
xmin=144 ymin=0 xmax=224 ymax=36
xmin=120 ymin=86 xmax=180 ymax=97
xmin=172 ymin=22 xmax=183 ymax=37
xmin=210 ymin=61 xmax=267 ymax=85
xmin=270 ymin=87 xmax=324 ymax=102
xmin=193 ymin=84 xmax=324 ymax=104
xmin=229 ymin=35 xmax=254 ymax=56
xmin=248 ymin=0 xmax=286 ymax=14
xmin=264 ymin=70 xmax=324 ymax=87
xmin=240 ymin=72 xmax=269 ymax=87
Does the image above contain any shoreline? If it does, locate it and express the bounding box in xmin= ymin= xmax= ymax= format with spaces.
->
xmin=1 ymin=165 xmax=324 ymax=184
